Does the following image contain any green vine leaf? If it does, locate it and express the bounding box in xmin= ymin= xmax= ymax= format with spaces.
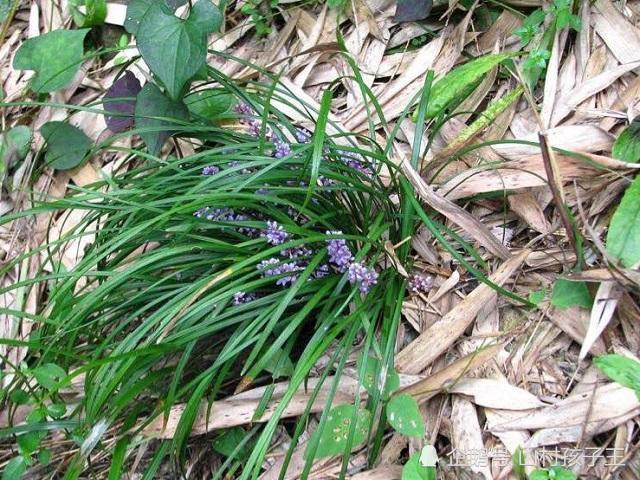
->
xmin=550 ymin=279 xmax=592 ymax=309
xmin=69 ymin=0 xmax=107 ymax=27
xmin=529 ymin=466 xmax=577 ymax=480
xmin=606 ymin=175 xmax=640 ymax=268
xmin=612 ymin=121 xmax=640 ymax=163
xmin=594 ymin=354 xmax=640 ymax=398
xmin=401 ymin=453 xmax=436 ymax=480
xmin=124 ymin=0 xmax=187 ymax=34
xmin=40 ymin=122 xmax=92 ymax=170
xmin=2 ymin=456 xmax=27 ymax=480
xmin=185 ymin=89 xmax=235 ymax=121
xmin=0 ymin=125 xmax=31 ymax=180
xmin=134 ymin=83 xmax=189 ymax=155
xmin=386 ymin=393 xmax=425 ymax=437
xmin=309 ymin=404 xmax=371 ymax=459
xmin=135 ymin=0 xmax=222 ymax=99
xmin=13 ymin=29 xmax=89 ymax=93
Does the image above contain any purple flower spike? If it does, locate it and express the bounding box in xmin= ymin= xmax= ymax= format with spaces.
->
xmin=295 ymin=128 xmax=312 ymax=143
xmin=326 ymin=231 xmax=353 ymax=272
xmin=408 ymin=273 xmax=434 ymax=294
xmin=273 ymin=139 xmax=291 ymax=158
xmin=202 ymin=165 xmax=220 ymax=176
xmin=348 ymin=262 xmax=378 ymax=294
xmin=258 ymin=257 xmax=301 ymax=287
xmin=248 ymin=119 xmax=273 ymax=139
xmin=281 ymin=246 xmax=313 ymax=259
xmin=233 ymin=102 xmax=254 ymax=116
xmin=262 ymin=221 xmax=288 ymax=245
xmin=234 ymin=291 xmax=256 ymax=305
xmin=312 ymin=263 xmax=330 ymax=279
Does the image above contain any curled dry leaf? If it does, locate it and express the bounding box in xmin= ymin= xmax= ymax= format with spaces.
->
xmin=447 ymin=378 xmax=544 ymax=410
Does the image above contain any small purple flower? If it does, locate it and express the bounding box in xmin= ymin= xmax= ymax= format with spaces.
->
xmin=258 ymin=257 xmax=301 ymax=287
xmin=274 ymin=262 xmax=302 ymax=287
xmin=408 ymin=273 xmax=434 ymax=294
xmin=348 ymin=262 xmax=378 ymax=294
xmin=339 ymin=150 xmax=374 ymax=177
xmin=202 ymin=165 xmax=220 ymax=176
xmin=281 ymin=246 xmax=313 ymax=259
xmin=295 ymin=128 xmax=312 ymax=143
xmin=326 ymin=231 xmax=353 ymax=272
xmin=273 ymin=139 xmax=291 ymax=158
xmin=256 ymin=187 xmax=271 ymax=196
xmin=234 ymin=291 xmax=256 ymax=305
xmin=312 ymin=263 xmax=330 ymax=279
xmin=262 ymin=220 xmax=288 ymax=245
xmin=233 ymin=102 xmax=254 ymax=116
xmin=247 ymin=119 xmax=273 ymax=139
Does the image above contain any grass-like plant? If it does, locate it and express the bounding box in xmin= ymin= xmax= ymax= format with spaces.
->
xmin=0 ymin=62 xmax=439 ymax=476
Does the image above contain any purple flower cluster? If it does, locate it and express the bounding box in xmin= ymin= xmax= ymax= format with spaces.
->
xmin=258 ymin=258 xmax=301 ymax=287
xmin=273 ymin=138 xmax=291 ymax=158
xmin=194 ymin=207 xmax=259 ymax=236
xmin=295 ymin=128 xmax=312 ymax=143
xmin=234 ymin=291 xmax=257 ymax=305
xmin=233 ymin=102 xmax=254 ymax=116
xmin=348 ymin=262 xmax=379 ymax=294
xmin=202 ymin=165 xmax=220 ymax=176
xmin=194 ymin=207 xmax=236 ymax=221
xmin=313 ymin=263 xmax=330 ymax=279
xmin=247 ymin=119 xmax=274 ymax=139
xmin=261 ymin=220 xmax=288 ymax=245
xmin=281 ymin=246 xmax=313 ymax=259
xmin=339 ymin=150 xmax=374 ymax=177
xmin=408 ymin=273 xmax=433 ymax=294
xmin=326 ymin=231 xmax=353 ymax=273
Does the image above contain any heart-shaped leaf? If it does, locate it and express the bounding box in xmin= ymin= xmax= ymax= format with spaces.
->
xmin=387 ymin=393 xmax=425 ymax=437
xmin=124 ymin=0 xmax=187 ymax=34
xmin=41 ymin=121 xmax=92 ymax=170
xmin=13 ymin=29 xmax=89 ymax=93
xmin=103 ymin=71 xmax=142 ymax=133
xmin=612 ymin=120 xmax=640 ymax=163
xmin=402 ymin=453 xmax=436 ymax=480
xmin=393 ymin=0 xmax=432 ymax=23
xmin=550 ymin=279 xmax=592 ymax=309
xmin=135 ymin=83 xmax=189 ymax=155
xmin=309 ymin=404 xmax=371 ymax=459
xmin=0 ymin=125 xmax=31 ymax=168
xmin=185 ymin=89 xmax=234 ymax=120
xmin=606 ymin=175 xmax=640 ymax=268
xmin=136 ymin=0 xmax=222 ymax=99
